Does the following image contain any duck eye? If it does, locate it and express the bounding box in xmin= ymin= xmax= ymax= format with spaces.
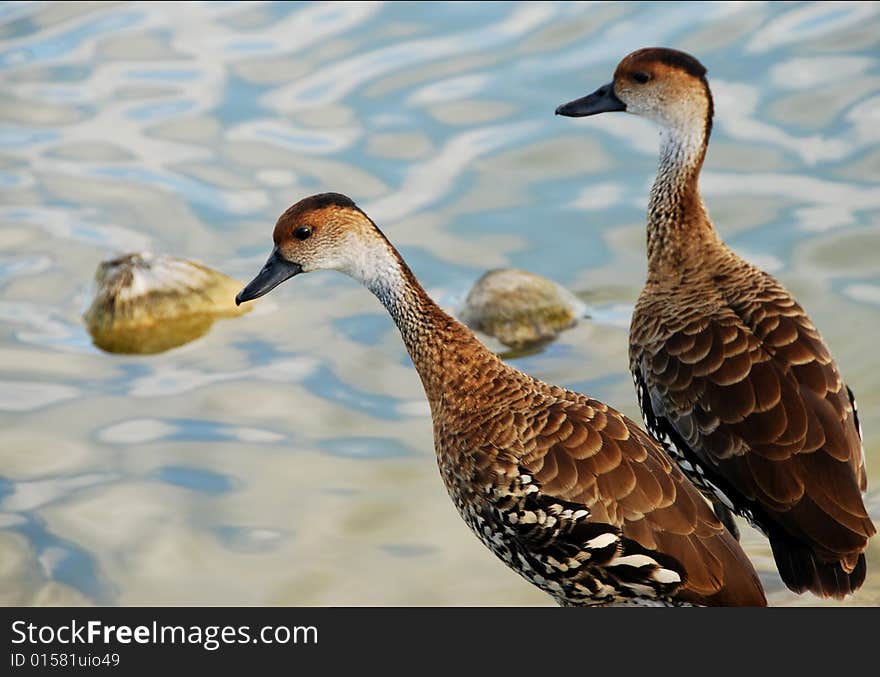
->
xmin=633 ymin=72 xmax=651 ymax=84
xmin=293 ymin=226 xmax=312 ymax=241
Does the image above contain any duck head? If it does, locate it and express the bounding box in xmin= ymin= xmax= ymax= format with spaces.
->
xmin=556 ymin=47 xmax=712 ymax=136
xmin=236 ymin=192 xmax=384 ymax=305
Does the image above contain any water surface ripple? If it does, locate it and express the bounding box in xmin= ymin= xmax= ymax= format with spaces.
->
xmin=0 ymin=1 xmax=878 ymax=606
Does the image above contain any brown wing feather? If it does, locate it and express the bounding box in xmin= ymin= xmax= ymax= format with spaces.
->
xmin=513 ymin=395 xmax=766 ymax=606
xmin=631 ymin=262 xmax=875 ymax=595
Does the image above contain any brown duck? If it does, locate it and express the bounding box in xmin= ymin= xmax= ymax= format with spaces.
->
xmin=235 ymin=192 xmax=766 ymax=606
xmin=556 ymin=47 xmax=874 ymax=598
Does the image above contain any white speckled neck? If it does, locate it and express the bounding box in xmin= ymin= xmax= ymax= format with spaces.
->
xmin=339 ymin=234 xmax=414 ymax=325
xmin=365 ymin=257 xmax=413 ymax=326
xmin=657 ymin=124 xmax=705 ymax=182
xmin=645 ymin=113 xmax=715 ymax=267
xmin=649 ymin=125 xmax=705 ymax=216
xmin=337 ymin=230 xmax=440 ymax=348
xmin=338 ymin=228 xmax=498 ymax=412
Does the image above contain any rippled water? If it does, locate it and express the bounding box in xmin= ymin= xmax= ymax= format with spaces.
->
xmin=1 ymin=1 xmax=879 ymax=606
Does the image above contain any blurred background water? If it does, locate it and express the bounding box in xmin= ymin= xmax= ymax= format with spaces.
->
xmin=1 ymin=1 xmax=878 ymax=606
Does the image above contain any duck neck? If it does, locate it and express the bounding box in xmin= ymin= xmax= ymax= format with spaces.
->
xmin=357 ymin=234 xmax=500 ymax=413
xmin=646 ymin=105 xmax=718 ymax=276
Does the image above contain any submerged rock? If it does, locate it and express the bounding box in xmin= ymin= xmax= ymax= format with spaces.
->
xmin=84 ymin=252 xmax=251 ymax=354
xmin=459 ymin=268 xmax=586 ymax=349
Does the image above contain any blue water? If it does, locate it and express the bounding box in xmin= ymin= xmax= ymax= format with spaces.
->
xmin=0 ymin=1 xmax=878 ymax=606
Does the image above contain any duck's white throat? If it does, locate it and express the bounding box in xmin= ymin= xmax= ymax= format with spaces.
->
xmin=335 ymin=232 xmax=413 ymax=321
xmin=657 ymin=123 xmax=705 ymax=181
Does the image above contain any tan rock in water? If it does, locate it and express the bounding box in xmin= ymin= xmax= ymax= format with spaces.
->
xmin=458 ymin=268 xmax=586 ymax=349
xmin=84 ymin=252 xmax=251 ymax=354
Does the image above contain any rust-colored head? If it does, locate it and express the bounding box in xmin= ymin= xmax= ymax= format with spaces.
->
xmin=236 ymin=193 xmax=387 ymax=305
xmin=556 ymin=47 xmax=713 ymax=135
xmin=271 ymin=192 xmax=377 ymax=271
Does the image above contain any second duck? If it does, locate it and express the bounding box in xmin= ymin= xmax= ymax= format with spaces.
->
xmin=556 ymin=47 xmax=875 ymax=598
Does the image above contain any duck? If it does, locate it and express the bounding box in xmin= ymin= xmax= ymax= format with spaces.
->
xmin=235 ymin=192 xmax=766 ymax=607
xmin=555 ymin=47 xmax=875 ymax=598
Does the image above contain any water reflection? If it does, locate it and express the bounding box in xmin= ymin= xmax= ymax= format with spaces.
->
xmin=0 ymin=379 xmax=79 ymax=411
xmin=98 ymin=418 xmax=285 ymax=445
xmin=0 ymin=1 xmax=878 ymax=607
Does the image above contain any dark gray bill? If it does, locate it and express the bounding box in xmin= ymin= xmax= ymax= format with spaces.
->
xmin=235 ymin=247 xmax=302 ymax=305
xmin=555 ymin=82 xmax=626 ymax=117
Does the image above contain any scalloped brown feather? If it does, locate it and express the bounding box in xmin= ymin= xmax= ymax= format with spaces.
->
xmin=631 ymin=226 xmax=875 ymax=599
xmin=574 ymin=47 xmax=878 ymax=598
xmin=425 ymin=326 xmax=766 ymax=606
